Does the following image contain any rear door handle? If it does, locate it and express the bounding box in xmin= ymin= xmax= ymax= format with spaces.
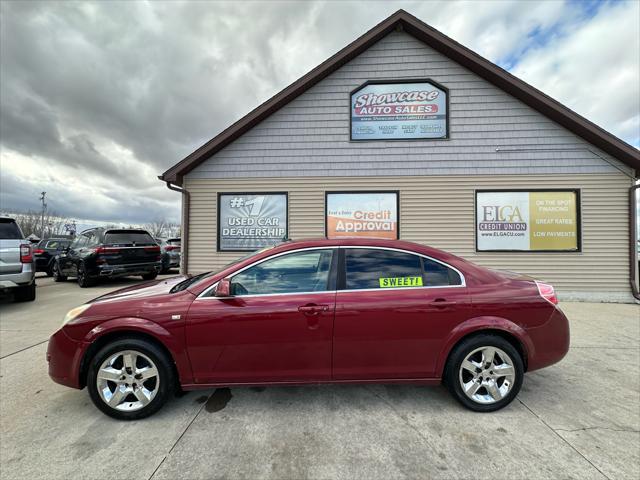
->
xmin=428 ymin=299 xmax=457 ymax=309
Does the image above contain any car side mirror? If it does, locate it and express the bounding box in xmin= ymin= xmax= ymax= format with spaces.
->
xmin=214 ymin=278 xmax=232 ymax=297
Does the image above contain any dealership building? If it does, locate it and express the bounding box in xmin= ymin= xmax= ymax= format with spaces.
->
xmin=161 ymin=10 xmax=640 ymax=302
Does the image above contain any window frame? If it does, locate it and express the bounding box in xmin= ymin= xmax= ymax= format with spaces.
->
xmin=338 ymin=246 xmax=464 ymax=292
xmin=198 ymin=246 xmax=465 ymax=299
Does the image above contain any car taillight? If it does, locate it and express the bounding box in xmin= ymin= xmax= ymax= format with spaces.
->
xmin=144 ymin=246 xmax=161 ymax=252
xmin=165 ymin=246 xmax=180 ymax=251
xmin=33 ymin=248 xmax=45 ymax=255
xmin=536 ymin=281 xmax=558 ymax=305
xmin=94 ymin=246 xmax=121 ymax=254
xmin=20 ymin=244 xmax=33 ymax=263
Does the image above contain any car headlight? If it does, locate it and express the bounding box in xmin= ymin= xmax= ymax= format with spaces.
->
xmin=61 ymin=304 xmax=91 ymax=327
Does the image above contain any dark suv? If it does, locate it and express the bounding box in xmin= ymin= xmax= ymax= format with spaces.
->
xmin=53 ymin=228 xmax=161 ymax=287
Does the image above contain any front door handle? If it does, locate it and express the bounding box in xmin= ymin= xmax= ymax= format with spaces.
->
xmin=298 ymin=304 xmax=330 ymax=316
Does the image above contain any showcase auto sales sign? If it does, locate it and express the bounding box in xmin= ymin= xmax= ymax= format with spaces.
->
xmin=351 ymin=81 xmax=447 ymax=140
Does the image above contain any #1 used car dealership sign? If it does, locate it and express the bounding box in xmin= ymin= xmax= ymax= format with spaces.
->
xmin=218 ymin=193 xmax=288 ymax=251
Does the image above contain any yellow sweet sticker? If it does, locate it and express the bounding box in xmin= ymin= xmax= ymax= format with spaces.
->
xmin=379 ymin=276 xmax=423 ymax=288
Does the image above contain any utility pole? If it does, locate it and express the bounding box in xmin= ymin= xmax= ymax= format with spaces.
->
xmin=39 ymin=191 xmax=47 ymax=238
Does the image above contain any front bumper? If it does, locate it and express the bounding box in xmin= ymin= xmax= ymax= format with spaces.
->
xmin=96 ymin=262 xmax=161 ymax=278
xmin=47 ymin=328 xmax=86 ymax=389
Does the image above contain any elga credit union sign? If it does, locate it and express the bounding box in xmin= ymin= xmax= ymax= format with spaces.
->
xmin=326 ymin=192 xmax=398 ymax=239
xmin=218 ymin=193 xmax=287 ymax=251
xmin=350 ymin=81 xmax=448 ymax=140
xmin=476 ymin=190 xmax=580 ymax=252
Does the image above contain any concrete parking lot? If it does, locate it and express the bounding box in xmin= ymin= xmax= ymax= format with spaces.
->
xmin=1 ymin=274 xmax=638 ymax=480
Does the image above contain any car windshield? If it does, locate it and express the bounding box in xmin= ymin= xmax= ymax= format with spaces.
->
xmin=169 ymin=245 xmax=278 ymax=293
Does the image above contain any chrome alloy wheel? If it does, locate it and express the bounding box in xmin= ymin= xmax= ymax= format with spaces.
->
xmin=458 ymin=346 xmax=516 ymax=404
xmin=96 ymin=350 xmax=159 ymax=412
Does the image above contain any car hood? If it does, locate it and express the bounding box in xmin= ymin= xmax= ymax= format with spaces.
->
xmin=89 ymin=275 xmax=189 ymax=303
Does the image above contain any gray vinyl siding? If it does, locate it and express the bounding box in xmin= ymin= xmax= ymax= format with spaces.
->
xmin=184 ymin=173 xmax=633 ymax=299
xmin=186 ymin=31 xmax=632 ymax=180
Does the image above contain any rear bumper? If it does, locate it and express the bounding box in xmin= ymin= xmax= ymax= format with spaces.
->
xmin=526 ymin=306 xmax=571 ymax=372
xmin=96 ymin=262 xmax=161 ymax=278
xmin=0 ymin=265 xmax=35 ymax=290
xmin=47 ymin=329 xmax=86 ymax=389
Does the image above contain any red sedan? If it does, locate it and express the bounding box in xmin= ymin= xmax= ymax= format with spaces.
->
xmin=47 ymin=238 xmax=569 ymax=420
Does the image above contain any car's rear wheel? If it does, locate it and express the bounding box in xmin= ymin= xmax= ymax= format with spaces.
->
xmin=77 ymin=262 xmax=96 ymax=288
xmin=445 ymin=334 xmax=523 ymax=412
xmin=142 ymin=272 xmax=158 ymax=281
xmin=14 ymin=283 xmax=36 ymax=302
xmin=52 ymin=261 xmax=67 ymax=282
xmin=87 ymin=338 xmax=174 ymax=420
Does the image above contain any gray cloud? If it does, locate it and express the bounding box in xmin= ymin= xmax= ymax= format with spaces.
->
xmin=1 ymin=1 xmax=638 ymax=226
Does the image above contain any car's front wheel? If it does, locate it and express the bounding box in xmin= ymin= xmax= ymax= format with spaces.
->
xmin=445 ymin=334 xmax=523 ymax=412
xmin=87 ymin=338 xmax=174 ymax=420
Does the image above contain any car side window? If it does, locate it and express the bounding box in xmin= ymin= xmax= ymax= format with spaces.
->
xmin=344 ymin=249 xmax=461 ymax=290
xmin=422 ymin=258 xmax=462 ymax=286
xmin=345 ymin=249 xmax=423 ymax=290
xmin=230 ymin=249 xmax=334 ymax=296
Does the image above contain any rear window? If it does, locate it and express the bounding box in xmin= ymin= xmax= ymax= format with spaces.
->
xmin=0 ymin=219 xmax=23 ymax=239
xmin=45 ymin=239 xmax=70 ymax=249
xmin=104 ymin=231 xmax=155 ymax=245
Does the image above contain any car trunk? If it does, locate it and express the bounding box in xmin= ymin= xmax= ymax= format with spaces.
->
xmin=100 ymin=230 xmax=160 ymax=266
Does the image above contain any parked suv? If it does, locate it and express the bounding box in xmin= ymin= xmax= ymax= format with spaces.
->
xmin=0 ymin=217 xmax=36 ymax=302
xmin=34 ymin=238 xmax=72 ymax=276
xmin=155 ymin=237 xmax=181 ymax=273
xmin=53 ymin=228 xmax=161 ymax=287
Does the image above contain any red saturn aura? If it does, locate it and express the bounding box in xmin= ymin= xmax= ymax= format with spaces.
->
xmin=47 ymin=238 xmax=569 ymax=420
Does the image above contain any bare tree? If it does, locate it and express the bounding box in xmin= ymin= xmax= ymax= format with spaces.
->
xmin=144 ymin=218 xmax=167 ymax=238
xmin=10 ymin=210 xmax=71 ymax=238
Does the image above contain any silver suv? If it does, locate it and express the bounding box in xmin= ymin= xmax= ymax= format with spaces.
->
xmin=0 ymin=217 xmax=36 ymax=302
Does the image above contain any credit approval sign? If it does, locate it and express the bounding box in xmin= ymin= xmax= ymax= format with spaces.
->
xmin=350 ymin=81 xmax=447 ymax=140
xmin=326 ymin=192 xmax=398 ymax=239
xmin=476 ymin=190 xmax=580 ymax=251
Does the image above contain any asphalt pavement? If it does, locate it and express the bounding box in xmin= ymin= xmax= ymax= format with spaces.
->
xmin=0 ymin=274 xmax=638 ymax=479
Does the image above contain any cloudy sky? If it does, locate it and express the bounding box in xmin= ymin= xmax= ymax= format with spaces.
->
xmin=1 ymin=0 xmax=638 ymax=226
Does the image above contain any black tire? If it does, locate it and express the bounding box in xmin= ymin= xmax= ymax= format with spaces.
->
xmin=142 ymin=272 xmax=158 ymax=281
xmin=444 ymin=334 xmax=524 ymax=412
xmin=45 ymin=266 xmax=54 ymax=277
xmin=87 ymin=338 xmax=174 ymax=420
xmin=52 ymin=261 xmax=67 ymax=282
xmin=14 ymin=283 xmax=36 ymax=302
xmin=77 ymin=262 xmax=96 ymax=288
